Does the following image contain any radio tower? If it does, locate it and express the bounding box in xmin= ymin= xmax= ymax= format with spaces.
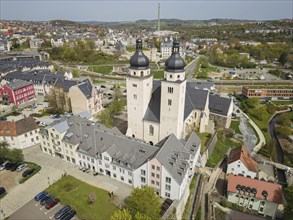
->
xmin=157 ymin=3 xmax=160 ymax=32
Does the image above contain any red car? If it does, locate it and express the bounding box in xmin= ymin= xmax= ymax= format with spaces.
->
xmin=45 ymin=198 xmax=60 ymax=209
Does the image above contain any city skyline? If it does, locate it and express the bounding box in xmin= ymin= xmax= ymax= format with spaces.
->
xmin=0 ymin=0 xmax=292 ymax=22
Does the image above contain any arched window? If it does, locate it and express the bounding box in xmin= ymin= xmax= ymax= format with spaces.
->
xmin=133 ymin=71 xmax=136 ymax=76
xmin=140 ymin=71 xmax=144 ymax=77
xmin=149 ymin=125 xmax=154 ymax=136
xmin=149 ymin=141 xmax=153 ymax=146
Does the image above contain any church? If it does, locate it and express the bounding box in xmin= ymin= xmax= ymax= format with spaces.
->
xmin=126 ymin=39 xmax=233 ymax=145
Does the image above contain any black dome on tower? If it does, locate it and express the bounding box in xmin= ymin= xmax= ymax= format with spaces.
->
xmin=129 ymin=39 xmax=149 ymax=70
xmin=165 ymin=40 xmax=185 ymax=73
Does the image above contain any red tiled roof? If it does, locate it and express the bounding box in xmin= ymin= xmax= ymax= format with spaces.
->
xmin=227 ymin=174 xmax=282 ymax=204
xmin=228 ymin=146 xmax=258 ymax=173
xmin=0 ymin=116 xmax=38 ymax=137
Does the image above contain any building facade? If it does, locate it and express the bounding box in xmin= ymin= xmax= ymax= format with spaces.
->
xmin=242 ymin=86 xmax=293 ymax=100
xmin=227 ymin=146 xmax=258 ymax=179
xmin=0 ymin=79 xmax=36 ymax=106
xmin=126 ymin=39 xmax=233 ymax=145
xmin=227 ymin=174 xmax=282 ymax=219
xmin=40 ymin=114 xmax=201 ymax=201
xmin=0 ymin=116 xmax=40 ymax=149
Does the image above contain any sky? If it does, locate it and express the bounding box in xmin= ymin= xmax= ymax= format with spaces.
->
xmin=0 ymin=0 xmax=292 ymax=22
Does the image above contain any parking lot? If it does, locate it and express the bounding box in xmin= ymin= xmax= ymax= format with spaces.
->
xmin=9 ymin=199 xmax=78 ymax=220
xmin=0 ymin=169 xmax=22 ymax=192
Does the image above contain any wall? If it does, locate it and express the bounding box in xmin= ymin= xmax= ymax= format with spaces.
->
xmin=227 ymin=160 xmax=257 ymax=178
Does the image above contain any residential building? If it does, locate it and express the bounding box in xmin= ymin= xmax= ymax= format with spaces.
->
xmin=29 ymin=38 xmax=43 ymax=50
xmin=161 ymin=39 xmax=185 ymax=60
xmin=0 ymin=116 xmax=40 ymax=149
xmin=0 ymin=79 xmax=36 ymax=106
xmin=227 ymin=146 xmax=258 ymax=178
xmin=68 ymin=79 xmax=103 ymax=115
xmin=242 ymin=86 xmax=293 ymax=100
xmin=2 ymin=70 xmax=72 ymax=98
xmin=40 ymin=114 xmax=201 ymax=201
xmin=0 ymin=40 xmax=10 ymax=53
xmin=51 ymin=37 xmax=64 ymax=47
xmin=126 ymin=39 xmax=233 ymax=145
xmin=227 ymin=174 xmax=282 ymax=219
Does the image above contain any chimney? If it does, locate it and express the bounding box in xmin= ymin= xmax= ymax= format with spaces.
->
xmin=157 ymin=3 xmax=160 ymax=32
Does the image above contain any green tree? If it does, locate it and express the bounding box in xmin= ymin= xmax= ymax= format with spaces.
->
xmin=246 ymin=98 xmax=259 ymax=108
xmin=278 ymin=114 xmax=291 ymax=126
xmin=284 ymin=185 xmax=293 ymax=220
xmin=9 ymin=149 xmax=24 ymax=163
xmin=0 ymin=141 xmax=10 ymax=163
xmin=275 ymin=126 xmax=291 ymax=138
xmin=135 ymin=213 xmax=152 ymax=220
xmin=111 ymin=209 xmax=132 ymax=220
xmin=126 ymin=186 xmax=161 ymax=220
xmin=97 ymin=108 xmax=113 ymax=128
xmin=278 ymin=52 xmax=288 ymax=66
xmin=113 ymin=87 xmax=123 ymax=101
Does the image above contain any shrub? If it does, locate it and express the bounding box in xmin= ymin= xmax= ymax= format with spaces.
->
xmin=19 ymin=163 xmax=41 ymax=184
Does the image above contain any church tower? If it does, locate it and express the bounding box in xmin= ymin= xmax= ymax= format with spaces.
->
xmin=159 ymin=40 xmax=186 ymax=140
xmin=126 ymin=39 xmax=153 ymax=139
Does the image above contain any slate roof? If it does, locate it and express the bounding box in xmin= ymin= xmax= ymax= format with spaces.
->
xmin=154 ymin=134 xmax=190 ymax=184
xmin=6 ymin=79 xmax=33 ymax=90
xmin=144 ymin=81 xmax=209 ymax=122
xmin=209 ymin=94 xmax=232 ymax=116
xmin=3 ymin=70 xmax=65 ymax=85
xmin=76 ymin=79 xmax=93 ymax=98
xmin=184 ymin=132 xmax=201 ymax=157
xmin=0 ymin=116 xmax=38 ymax=137
xmin=54 ymin=78 xmax=78 ymax=92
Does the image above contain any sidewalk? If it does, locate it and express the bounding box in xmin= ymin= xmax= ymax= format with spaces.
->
xmin=0 ymin=145 xmax=132 ymax=218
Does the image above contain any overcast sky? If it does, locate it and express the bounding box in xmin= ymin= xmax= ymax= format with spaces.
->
xmin=0 ymin=0 xmax=292 ymax=22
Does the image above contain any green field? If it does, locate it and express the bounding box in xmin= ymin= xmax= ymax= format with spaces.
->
xmin=195 ymin=131 xmax=212 ymax=153
xmin=91 ymin=65 xmax=113 ymax=74
xmin=46 ymin=176 xmax=118 ymax=220
xmin=206 ymin=133 xmax=241 ymax=168
xmin=230 ymin=120 xmax=241 ymax=134
xmin=153 ymin=70 xmax=164 ymax=79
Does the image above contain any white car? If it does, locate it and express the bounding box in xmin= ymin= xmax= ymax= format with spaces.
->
xmin=16 ymin=163 xmax=28 ymax=172
xmin=0 ymin=161 xmax=9 ymax=171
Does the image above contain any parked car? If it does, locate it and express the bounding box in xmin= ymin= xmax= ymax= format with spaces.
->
xmin=34 ymin=191 xmax=48 ymax=201
xmin=17 ymin=163 xmax=28 ymax=172
xmin=60 ymin=210 xmax=76 ymax=220
xmin=5 ymin=162 xmax=16 ymax=170
xmin=54 ymin=205 xmax=71 ymax=219
xmin=9 ymin=163 xmax=19 ymax=171
xmin=0 ymin=161 xmax=9 ymax=171
xmin=0 ymin=187 xmax=6 ymax=196
xmin=40 ymin=194 xmax=55 ymax=206
xmin=0 ymin=117 xmax=7 ymax=121
xmin=45 ymin=198 xmax=60 ymax=209
xmin=22 ymin=168 xmax=35 ymax=177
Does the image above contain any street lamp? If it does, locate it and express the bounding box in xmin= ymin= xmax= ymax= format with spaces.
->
xmin=47 ymin=176 xmax=50 ymax=186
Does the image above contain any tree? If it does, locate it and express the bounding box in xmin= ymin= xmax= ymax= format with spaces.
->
xmin=126 ymin=186 xmax=161 ymax=220
xmin=278 ymin=114 xmax=291 ymax=126
xmin=113 ymin=87 xmax=123 ymax=101
xmin=88 ymin=192 xmax=96 ymax=204
xmin=97 ymin=108 xmax=113 ymax=128
xmin=111 ymin=209 xmax=132 ymax=220
xmin=9 ymin=149 xmax=24 ymax=163
xmin=246 ymin=97 xmax=259 ymax=108
xmin=275 ymin=126 xmax=291 ymax=138
xmin=0 ymin=141 xmax=10 ymax=163
xmin=283 ymin=185 xmax=293 ymax=220
xmin=278 ymin=52 xmax=288 ymax=66
xmin=135 ymin=213 xmax=152 ymax=220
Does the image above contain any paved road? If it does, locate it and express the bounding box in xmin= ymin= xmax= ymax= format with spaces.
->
xmin=185 ymin=57 xmax=199 ymax=81
xmin=0 ymin=145 xmax=132 ymax=219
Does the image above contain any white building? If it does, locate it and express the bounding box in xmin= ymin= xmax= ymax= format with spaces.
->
xmin=227 ymin=146 xmax=258 ymax=179
xmin=161 ymin=39 xmax=185 ymax=60
xmin=227 ymin=174 xmax=282 ymax=219
xmin=30 ymin=38 xmax=43 ymax=50
xmin=40 ymin=114 xmax=201 ymax=201
xmin=126 ymin=39 xmax=233 ymax=145
xmin=51 ymin=37 xmax=64 ymax=47
xmin=0 ymin=116 xmax=40 ymax=149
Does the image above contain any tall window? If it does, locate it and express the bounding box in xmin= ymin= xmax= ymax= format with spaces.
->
xmin=168 ymin=99 xmax=172 ymax=106
xmin=149 ymin=125 xmax=154 ymax=136
xmin=166 ymin=177 xmax=171 ymax=183
xmin=168 ymin=87 xmax=174 ymax=93
xmin=134 ymin=94 xmax=137 ymax=99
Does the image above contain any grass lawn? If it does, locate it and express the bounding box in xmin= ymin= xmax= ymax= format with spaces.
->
xmin=230 ymin=120 xmax=241 ymax=134
xmin=182 ymin=175 xmax=198 ymax=220
xmin=91 ymin=65 xmax=113 ymax=74
xmin=46 ymin=175 xmax=118 ymax=220
xmin=195 ymin=131 xmax=212 ymax=153
xmin=126 ymin=46 xmax=149 ymax=52
xmin=206 ymin=133 xmax=241 ymax=168
xmin=271 ymin=100 xmax=293 ymax=106
xmin=199 ymin=65 xmax=217 ymax=74
xmin=93 ymin=79 xmax=106 ymax=84
xmin=153 ymin=70 xmax=164 ymax=79
xmin=247 ymin=112 xmax=273 ymax=158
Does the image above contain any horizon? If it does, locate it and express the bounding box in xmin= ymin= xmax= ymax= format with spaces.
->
xmin=1 ymin=1 xmax=292 ymax=22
